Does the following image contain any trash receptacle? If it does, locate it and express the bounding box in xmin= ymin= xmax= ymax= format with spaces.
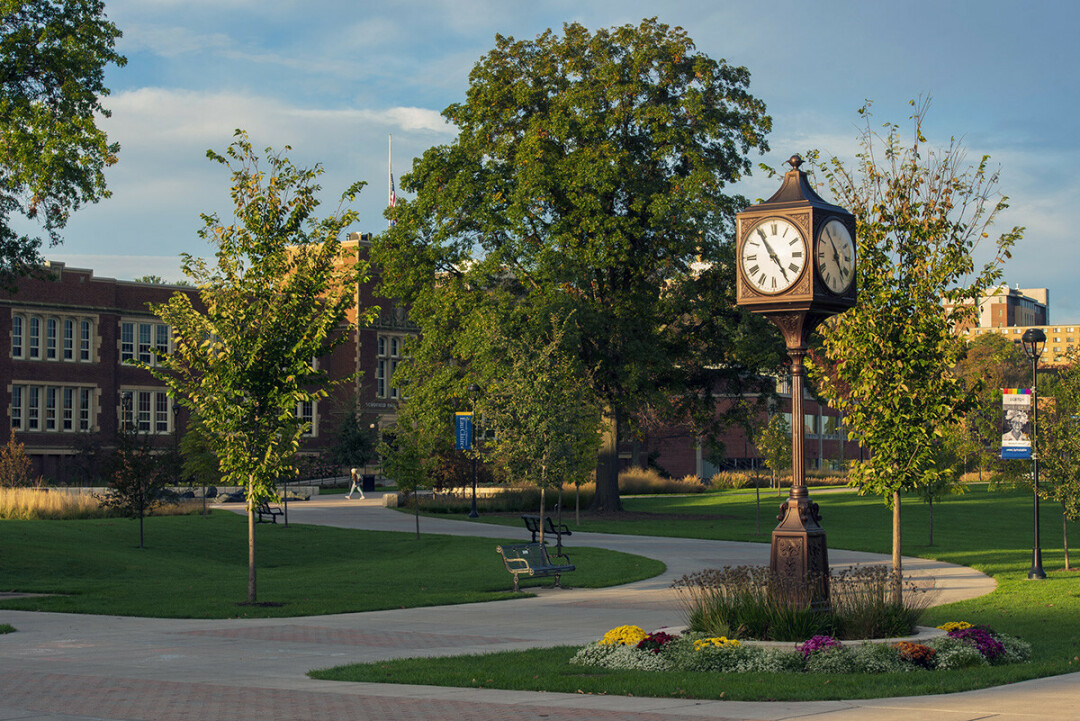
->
xmin=362 ymin=474 xmax=375 ymax=493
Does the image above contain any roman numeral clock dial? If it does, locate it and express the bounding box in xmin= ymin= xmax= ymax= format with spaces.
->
xmin=816 ymin=218 xmax=855 ymax=294
xmin=740 ymin=217 xmax=806 ymax=294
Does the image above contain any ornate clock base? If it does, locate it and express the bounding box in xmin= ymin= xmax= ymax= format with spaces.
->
xmin=769 ymin=487 xmax=831 ymax=611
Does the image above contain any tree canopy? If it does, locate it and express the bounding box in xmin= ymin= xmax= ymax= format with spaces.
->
xmin=145 ymin=131 xmax=373 ymax=602
xmin=0 ymin=0 xmax=126 ymax=288
xmin=807 ymin=100 xmax=1021 ymax=596
xmin=373 ymin=18 xmax=777 ymax=511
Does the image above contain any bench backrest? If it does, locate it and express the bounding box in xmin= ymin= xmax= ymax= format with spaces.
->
xmin=498 ymin=542 xmax=550 ymax=566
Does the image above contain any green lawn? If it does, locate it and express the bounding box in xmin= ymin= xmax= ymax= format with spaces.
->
xmin=319 ymin=486 xmax=1080 ymax=700
xmin=0 ymin=513 xmax=663 ymax=618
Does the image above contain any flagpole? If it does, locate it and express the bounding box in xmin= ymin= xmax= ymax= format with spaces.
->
xmin=388 ymin=134 xmax=393 ymax=229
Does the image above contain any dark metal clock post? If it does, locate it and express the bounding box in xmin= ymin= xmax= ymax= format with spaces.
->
xmin=735 ymin=155 xmax=857 ymax=609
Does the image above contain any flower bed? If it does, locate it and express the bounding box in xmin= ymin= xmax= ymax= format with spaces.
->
xmin=570 ymin=622 xmax=1031 ymax=674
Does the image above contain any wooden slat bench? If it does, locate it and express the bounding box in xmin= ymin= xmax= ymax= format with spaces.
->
xmin=496 ymin=542 xmax=574 ymax=592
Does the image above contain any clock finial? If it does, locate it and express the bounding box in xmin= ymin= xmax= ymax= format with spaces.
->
xmin=786 ymin=154 xmax=804 ymax=170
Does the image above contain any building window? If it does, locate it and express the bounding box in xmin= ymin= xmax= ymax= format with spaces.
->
xmin=155 ymin=392 xmax=169 ymax=433
xmin=63 ymin=319 xmax=74 ymax=360
xmin=27 ymin=386 xmax=39 ymax=430
xmin=11 ymin=314 xmax=94 ymax=363
xmin=28 ymin=316 xmax=40 ymax=359
xmin=44 ymin=387 xmax=57 ymax=430
xmin=120 ymin=388 xmax=173 ymax=434
xmin=155 ymin=324 xmax=169 ymax=358
xmin=138 ymin=323 xmax=152 ymax=364
xmin=80 ymin=320 xmax=92 ymax=361
xmin=10 ymin=386 xmax=22 ymax=429
xmin=298 ymin=400 xmax=315 ymax=437
xmin=46 ymin=318 xmax=58 ymax=360
xmin=376 ymin=333 xmax=409 ymax=399
xmin=11 ymin=314 xmax=23 ymax=358
xmin=121 ymin=322 xmax=135 ymax=362
xmin=11 ymin=384 xmax=96 ymax=433
xmin=62 ymin=387 xmax=75 ymax=430
xmin=80 ymin=388 xmax=92 ymax=430
xmin=121 ymin=321 xmax=169 ymax=365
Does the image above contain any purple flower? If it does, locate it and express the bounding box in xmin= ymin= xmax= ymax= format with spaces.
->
xmin=947 ymin=626 xmax=1005 ymax=661
xmin=798 ymin=635 xmax=842 ymax=658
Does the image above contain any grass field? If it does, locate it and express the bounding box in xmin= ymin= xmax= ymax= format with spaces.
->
xmin=315 ymin=485 xmax=1080 ymax=700
xmin=0 ymin=512 xmax=664 ymax=618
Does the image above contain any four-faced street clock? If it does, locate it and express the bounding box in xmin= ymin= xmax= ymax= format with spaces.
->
xmin=734 ymin=155 xmax=858 ymax=610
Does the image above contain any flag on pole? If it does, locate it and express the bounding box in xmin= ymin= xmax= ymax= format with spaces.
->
xmin=388 ymin=135 xmax=396 ymax=228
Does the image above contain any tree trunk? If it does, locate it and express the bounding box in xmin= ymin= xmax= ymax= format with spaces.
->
xmin=891 ymin=490 xmax=902 ymax=605
xmin=591 ymin=408 xmax=622 ymax=513
xmin=247 ymin=474 xmax=257 ymax=603
xmin=538 ymin=485 xmax=546 ymax=546
xmin=928 ymin=495 xmax=934 ymax=546
xmin=1064 ymin=502 xmax=1071 ymax=571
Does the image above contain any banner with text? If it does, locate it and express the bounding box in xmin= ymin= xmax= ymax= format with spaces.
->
xmin=1001 ymin=389 xmax=1032 ymax=460
xmin=455 ymin=412 xmax=473 ymax=451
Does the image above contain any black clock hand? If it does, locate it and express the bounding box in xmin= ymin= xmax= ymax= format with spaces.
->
xmin=760 ymin=237 xmax=788 ymax=280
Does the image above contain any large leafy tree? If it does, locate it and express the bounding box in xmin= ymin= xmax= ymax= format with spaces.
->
xmin=145 ymin=132 xmax=373 ymax=603
xmin=374 ymin=18 xmax=775 ymax=512
xmin=0 ymin=0 xmax=125 ymax=288
xmin=808 ymin=100 xmax=1021 ymax=599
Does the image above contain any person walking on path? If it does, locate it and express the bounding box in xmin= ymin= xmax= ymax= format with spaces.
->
xmin=345 ymin=468 xmax=365 ymax=499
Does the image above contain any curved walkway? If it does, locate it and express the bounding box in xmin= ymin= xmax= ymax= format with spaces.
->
xmin=0 ymin=493 xmax=1074 ymax=721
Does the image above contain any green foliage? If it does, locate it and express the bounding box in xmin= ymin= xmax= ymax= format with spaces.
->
xmin=94 ymin=426 xmax=173 ymax=546
xmin=954 ymin=333 xmax=1029 ymax=479
xmin=373 ymin=18 xmax=777 ymax=513
xmin=756 ymin=413 xmax=791 ymax=484
xmin=806 ymin=99 xmax=1020 ymax=591
xmin=473 ymin=313 xmax=602 ymax=492
xmin=144 ymin=131 xmax=374 ymax=599
xmin=147 ymin=131 xmax=372 ymax=506
xmin=328 ymin=405 xmax=378 ymax=470
xmin=0 ymin=0 xmax=126 ymax=288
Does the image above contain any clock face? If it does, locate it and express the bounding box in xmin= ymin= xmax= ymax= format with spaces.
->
xmin=740 ymin=217 xmax=807 ymax=294
xmin=816 ymin=219 xmax=855 ymax=294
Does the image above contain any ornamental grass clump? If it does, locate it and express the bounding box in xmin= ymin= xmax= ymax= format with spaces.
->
xmin=673 ymin=564 xmax=933 ymax=642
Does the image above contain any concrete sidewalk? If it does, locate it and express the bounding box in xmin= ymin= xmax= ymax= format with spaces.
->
xmin=0 ymin=493 xmax=1074 ymax=721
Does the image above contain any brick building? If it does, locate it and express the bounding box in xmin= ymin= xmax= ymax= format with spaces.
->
xmin=2 ymin=234 xmax=408 ymax=482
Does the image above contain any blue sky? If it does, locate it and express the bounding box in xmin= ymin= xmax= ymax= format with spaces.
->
xmin=48 ymin=0 xmax=1080 ymax=318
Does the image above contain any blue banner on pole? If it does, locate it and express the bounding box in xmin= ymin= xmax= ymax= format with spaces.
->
xmin=456 ymin=412 xmax=473 ymax=451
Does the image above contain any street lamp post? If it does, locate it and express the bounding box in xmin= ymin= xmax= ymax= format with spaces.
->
xmin=468 ymin=383 xmax=481 ymax=519
xmin=1021 ymin=328 xmax=1047 ymax=581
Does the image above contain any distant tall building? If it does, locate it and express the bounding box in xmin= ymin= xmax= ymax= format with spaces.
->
xmin=971 ymin=285 xmax=1049 ymax=329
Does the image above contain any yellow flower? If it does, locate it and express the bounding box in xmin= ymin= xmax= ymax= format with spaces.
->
xmin=937 ymin=621 xmax=973 ymax=633
xmin=599 ymin=625 xmax=648 ymax=646
xmin=693 ymin=636 xmax=741 ymax=651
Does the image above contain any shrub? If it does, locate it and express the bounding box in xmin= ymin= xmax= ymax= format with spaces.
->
xmin=926 ymin=636 xmax=987 ymax=670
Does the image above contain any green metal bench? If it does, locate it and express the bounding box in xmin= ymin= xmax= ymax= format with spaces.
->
xmin=520 ymin=514 xmax=572 ymax=543
xmin=255 ymin=501 xmax=283 ymax=524
xmin=496 ymin=542 xmax=574 ymax=592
